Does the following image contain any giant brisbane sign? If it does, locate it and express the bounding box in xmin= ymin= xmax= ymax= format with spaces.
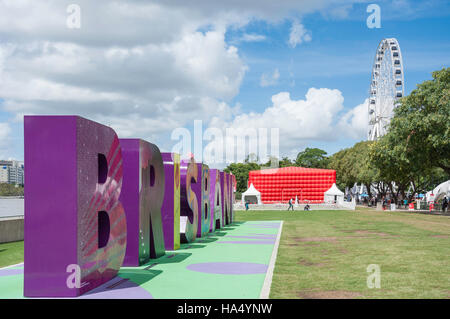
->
xmin=120 ymin=138 xmax=166 ymax=265
xmin=24 ymin=116 xmax=127 ymax=297
xmin=179 ymin=157 xmax=199 ymax=243
xmin=161 ymin=152 xmax=181 ymax=250
xmin=199 ymin=164 xmax=211 ymax=237
xmin=23 ymin=115 xmax=235 ymax=297
xmin=209 ymin=169 xmax=222 ymax=232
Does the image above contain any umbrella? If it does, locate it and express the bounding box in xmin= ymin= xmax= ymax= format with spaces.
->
xmin=360 ymin=193 xmax=369 ymax=197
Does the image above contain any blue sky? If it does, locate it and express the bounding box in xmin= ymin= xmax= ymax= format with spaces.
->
xmin=0 ymin=0 xmax=449 ymax=164
xmin=226 ymin=3 xmax=449 ymax=155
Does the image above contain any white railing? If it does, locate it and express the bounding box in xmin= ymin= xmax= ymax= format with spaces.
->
xmin=234 ymin=202 xmax=356 ymax=211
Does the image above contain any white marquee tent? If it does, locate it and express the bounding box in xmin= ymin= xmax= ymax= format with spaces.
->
xmin=324 ymin=183 xmax=344 ymax=204
xmin=427 ymin=180 xmax=450 ymax=203
xmin=242 ymin=183 xmax=262 ymax=205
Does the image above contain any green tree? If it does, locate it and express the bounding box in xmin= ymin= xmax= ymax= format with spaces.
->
xmin=369 ymin=138 xmax=413 ymax=201
xmin=388 ymin=67 xmax=450 ymax=175
xmin=295 ymin=147 xmax=329 ymax=168
xmin=279 ymin=156 xmax=294 ymax=167
xmin=263 ymin=156 xmax=293 ymax=168
xmin=328 ymin=141 xmax=379 ymax=198
xmin=351 ymin=141 xmax=380 ymax=197
xmin=0 ymin=183 xmax=24 ymax=196
xmin=369 ymin=67 xmax=450 ymax=198
xmin=224 ymin=161 xmax=260 ymax=193
xmin=328 ymin=147 xmax=353 ymax=191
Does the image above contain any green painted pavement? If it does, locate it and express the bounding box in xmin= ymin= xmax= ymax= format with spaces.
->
xmin=0 ymin=272 xmax=24 ymax=299
xmin=0 ymin=221 xmax=282 ymax=299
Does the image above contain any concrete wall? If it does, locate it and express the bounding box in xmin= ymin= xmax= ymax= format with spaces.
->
xmin=0 ymin=217 xmax=24 ymax=243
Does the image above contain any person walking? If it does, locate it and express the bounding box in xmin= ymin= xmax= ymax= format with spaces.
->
xmin=288 ymin=198 xmax=294 ymax=211
xmin=442 ymin=196 xmax=448 ymax=213
xmin=245 ymin=201 xmax=249 ymax=211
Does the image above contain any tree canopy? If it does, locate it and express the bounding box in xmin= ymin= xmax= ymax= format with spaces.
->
xmin=384 ymin=67 xmax=450 ymax=175
xmin=223 ymin=160 xmax=260 ymax=193
xmin=0 ymin=183 xmax=24 ymax=196
xmin=328 ymin=141 xmax=379 ymax=195
xmin=295 ymin=147 xmax=329 ymax=168
xmin=368 ymin=67 xmax=450 ymax=195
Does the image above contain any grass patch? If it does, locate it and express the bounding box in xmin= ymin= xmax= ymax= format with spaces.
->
xmin=235 ymin=208 xmax=450 ymax=299
xmin=0 ymin=241 xmax=24 ymax=268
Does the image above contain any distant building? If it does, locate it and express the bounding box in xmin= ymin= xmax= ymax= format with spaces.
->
xmin=0 ymin=164 xmax=8 ymax=183
xmin=0 ymin=160 xmax=24 ymax=185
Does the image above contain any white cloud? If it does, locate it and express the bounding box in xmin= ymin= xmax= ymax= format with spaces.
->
xmin=0 ymin=2 xmax=274 ymax=143
xmin=0 ymin=122 xmax=11 ymax=158
xmin=0 ymin=29 xmax=246 ymax=146
xmin=260 ymin=68 xmax=280 ymax=87
xmin=204 ymin=88 xmax=367 ymax=165
xmin=288 ymin=20 xmax=312 ymax=48
xmin=0 ymin=122 xmax=10 ymax=142
xmin=322 ymin=4 xmax=354 ymax=19
xmin=337 ymin=99 xmax=368 ymax=139
xmin=239 ymin=33 xmax=267 ymax=43
xmin=227 ymin=88 xmax=344 ymax=144
xmin=0 ymin=0 xmax=368 ymax=159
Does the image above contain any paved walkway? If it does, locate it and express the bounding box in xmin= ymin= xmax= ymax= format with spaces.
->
xmin=0 ymin=221 xmax=283 ymax=299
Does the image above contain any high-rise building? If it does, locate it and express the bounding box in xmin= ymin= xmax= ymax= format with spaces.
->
xmin=0 ymin=160 xmax=24 ymax=185
xmin=0 ymin=163 xmax=8 ymax=183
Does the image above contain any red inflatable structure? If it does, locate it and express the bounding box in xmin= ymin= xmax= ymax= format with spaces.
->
xmin=248 ymin=167 xmax=336 ymax=204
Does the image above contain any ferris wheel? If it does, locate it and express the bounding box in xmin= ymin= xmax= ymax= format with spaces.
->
xmin=368 ymin=38 xmax=405 ymax=141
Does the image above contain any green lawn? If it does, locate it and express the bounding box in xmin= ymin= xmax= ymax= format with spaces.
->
xmin=236 ymin=207 xmax=450 ymax=299
xmin=0 ymin=241 xmax=24 ymax=268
